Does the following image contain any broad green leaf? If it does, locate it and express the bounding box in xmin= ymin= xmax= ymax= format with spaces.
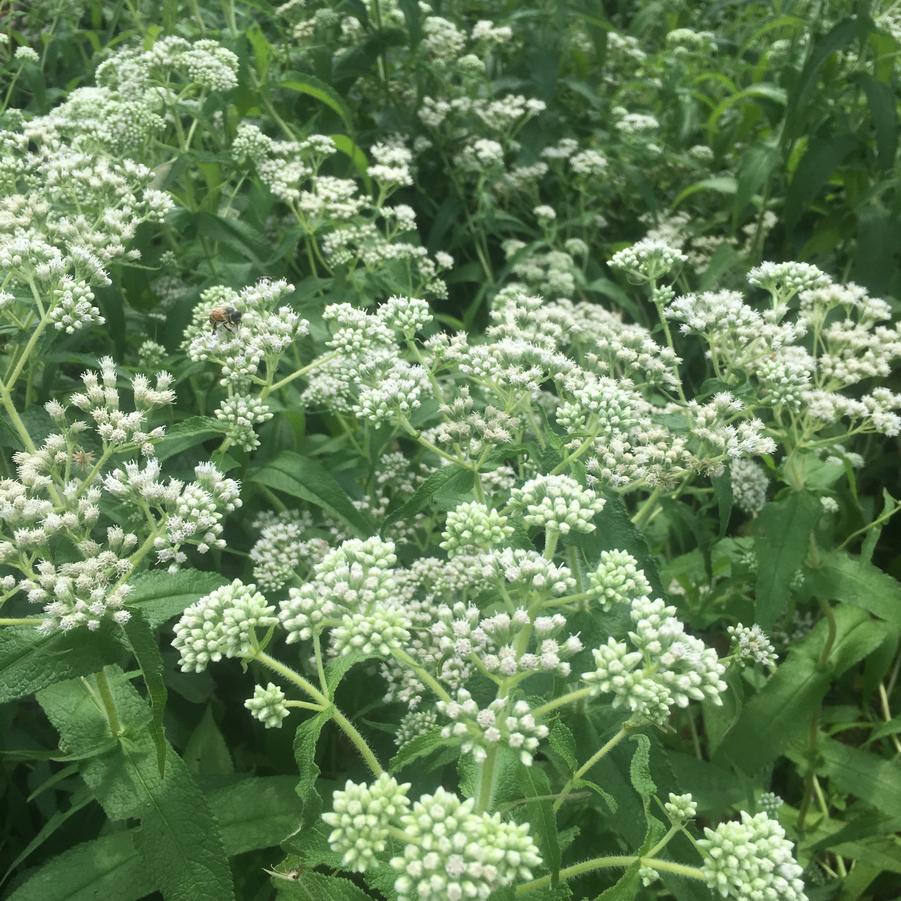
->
xmin=596 ymin=866 xmax=641 ymax=900
xmin=183 ymin=706 xmax=234 ymax=776
xmin=807 ymin=551 xmax=901 ymax=627
xmin=383 ymin=464 xmax=473 ymax=529
xmin=280 ymin=75 xmax=352 ymax=131
xmin=294 ymin=709 xmax=331 ymax=807
xmin=122 ymin=612 xmax=167 ymax=775
xmin=673 ymin=175 xmax=737 ymax=209
xmin=733 ymin=143 xmax=779 ymax=221
xmin=519 ymin=764 xmax=561 ymax=881
xmin=754 ymin=491 xmax=819 ymax=628
xmin=716 ymin=607 xmax=884 ymax=774
xmin=783 ymin=134 xmax=857 ymax=229
xmin=126 ymin=569 xmax=227 ymax=628
xmin=801 ymin=736 xmax=901 ymax=818
xmin=275 ymin=871 xmax=373 ymax=899
xmin=250 ymin=451 xmax=373 ymax=537
xmin=7 ymin=778 xmax=303 ymax=901
xmin=547 ymin=720 xmax=578 ymax=772
xmin=209 ymin=776 xmax=302 ymax=854
xmin=0 ymin=623 xmax=123 ymax=704
xmin=38 ymin=671 xmax=235 ymax=900
xmin=6 ymin=833 xmax=152 ymax=901
xmin=154 ymin=416 xmax=221 ymax=461
xmin=330 ymin=133 xmax=369 ymax=182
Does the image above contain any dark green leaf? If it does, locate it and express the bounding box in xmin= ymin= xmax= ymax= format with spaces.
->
xmin=250 ymin=451 xmax=373 ymax=537
xmin=754 ymin=491 xmax=819 ymax=628
xmin=122 ymin=613 xmax=167 ymax=775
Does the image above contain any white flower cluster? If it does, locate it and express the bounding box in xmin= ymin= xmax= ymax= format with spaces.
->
xmin=324 ymin=779 xmax=542 ymax=901
xmin=437 ymin=689 xmax=549 ymax=766
xmin=609 ymin=238 xmax=687 ymax=283
xmin=172 ymin=579 xmax=277 ymax=673
xmin=21 ymin=529 xmax=136 ymax=633
xmin=245 ymin=682 xmax=290 ymax=729
xmin=69 ymin=357 xmax=174 ymax=454
xmin=214 ymin=393 xmax=273 ymax=451
xmin=278 ymin=536 xmax=410 ymax=656
xmin=440 ymin=502 xmax=513 ymax=556
xmin=586 ymin=550 xmax=653 ymax=611
xmin=664 ymin=792 xmax=698 ymax=822
xmin=699 ymin=811 xmax=807 ymax=901
xmin=728 ymin=623 xmax=778 ymax=668
xmin=106 ymin=461 xmax=241 ymax=569
xmin=730 ymin=458 xmax=769 ymax=516
xmin=584 ymin=595 xmax=726 ymax=723
xmin=510 ymin=473 xmax=606 ymax=535
xmin=249 ymin=509 xmax=327 ymax=591
xmin=183 ymin=279 xmax=308 ymax=388
xmin=304 ymin=298 xmax=435 ymax=425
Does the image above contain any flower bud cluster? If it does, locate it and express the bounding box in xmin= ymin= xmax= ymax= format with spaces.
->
xmin=441 ymin=501 xmax=513 ymax=556
xmin=279 ymin=536 xmax=410 ymax=656
xmin=249 ymin=509 xmax=327 ymax=591
xmin=609 ymin=238 xmax=687 ymax=283
xmin=586 ymin=550 xmax=652 ymax=611
xmin=245 ymin=682 xmax=290 ymax=729
xmin=583 ymin=595 xmax=726 ymax=723
xmin=699 ymin=811 xmax=807 ymax=901
xmin=437 ymin=689 xmax=549 ymax=766
xmin=664 ymin=792 xmax=697 ymax=823
xmin=727 ymin=623 xmax=778 ymax=668
xmin=214 ymin=393 xmax=273 ymax=451
xmin=324 ymin=780 xmax=542 ymax=901
xmin=510 ymin=473 xmax=605 ymax=535
xmin=21 ymin=529 xmax=136 ymax=632
xmin=173 ymin=579 xmax=277 ymax=672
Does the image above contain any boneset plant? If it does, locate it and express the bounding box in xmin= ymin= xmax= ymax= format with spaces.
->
xmin=2 ymin=1 xmax=900 ymax=900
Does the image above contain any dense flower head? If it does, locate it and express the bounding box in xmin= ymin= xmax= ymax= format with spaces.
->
xmin=510 ymin=473 xmax=606 ymax=535
xmin=323 ymin=774 xmax=412 ymax=871
xmin=664 ymin=792 xmax=698 ymax=823
xmin=609 ymin=238 xmax=687 ymax=283
xmin=728 ymin=623 xmax=778 ymax=668
xmin=699 ymin=811 xmax=807 ymax=901
xmin=279 ymin=536 xmax=401 ymax=646
xmin=441 ymin=501 xmax=513 ymax=555
xmin=390 ymin=787 xmax=542 ymax=901
xmin=172 ymin=579 xmax=276 ymax=672
xmin=244 ymin=682 xmax=289 ymax=728
xmin=584 ymin=595 xmax=726 ymax=722
xmin=587 ymin=549 xmax=652 ymax=610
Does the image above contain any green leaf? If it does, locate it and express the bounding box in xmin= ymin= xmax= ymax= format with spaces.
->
xmin=628 ymin=733 xmax=656 ymax=809
xmin=716 ymin=607 xmax=884 ymax=774
xmin=519 ymin=764 xmax=561 ymax=881
xmin=547 ymin=720 xmax=578 ymax=772
xmin=250 ymin=451 xmax=373 ymax=537
xmin=209 ymin=776 xmax=302 ymax=854
xmin=294 ymin=709 xmax=331 ymax=807
xmin=154 ymin=416 xmax=221 ymax=461
xmin=126 ymin=569 xmax=228 ymax=628
xmin=6 ymin=833 xmax=152 ymax=901
xmin=712 ymin=471 xmax=733 ymax=538
xmin=183 ymin=706 xmax=234 ymax=776
xmin=733 ymin=143 xmax=779 ymax=221
xmin=0 ymin=622 xmax=123 ymax=704
xmin=798 ymin=736 xmax=901 ymax=818
xmin=274 ymin=871 xmax=373 ymax=900
xmin=280 ymin=75 xmax=352 ymax=131
xmin=807 ymin=551 xmax=901 ymax=627
xmin=784 ymin=18 xmax=861 ymax=140
xmin=389 ymin=727 xmax=445 ymax=773
xmin=596 ymin=865 xmax=641 ymax=900
xmin=7 ymin=778 xmax=303 ymax=901
xmin=783 ymin=134 xmax=857 ymax=229
xmin=122 ymin=613 xmax=167 ymax=775
xmin=754 ymin=491 xmax=820 ymax=628
xmin=383 ymin=464 xmax=473 ymax=529
xmin=38 ymin=671 xmax=234 ymax=900
xmin=329 ymin=133 xmax=370 ymax=182
xmin=673 ymin=175 xmax=737 ymax=209
xmin=859 ymin=74 xmax=898 ymax=170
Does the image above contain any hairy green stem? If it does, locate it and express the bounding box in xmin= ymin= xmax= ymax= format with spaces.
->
xmin=516 ymin=855 xmax=705 ymax=894
xmin=95 ymin=669 xmax=123 ymax=737
xmin=553 ymin=726 xmax=630 ymax=811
